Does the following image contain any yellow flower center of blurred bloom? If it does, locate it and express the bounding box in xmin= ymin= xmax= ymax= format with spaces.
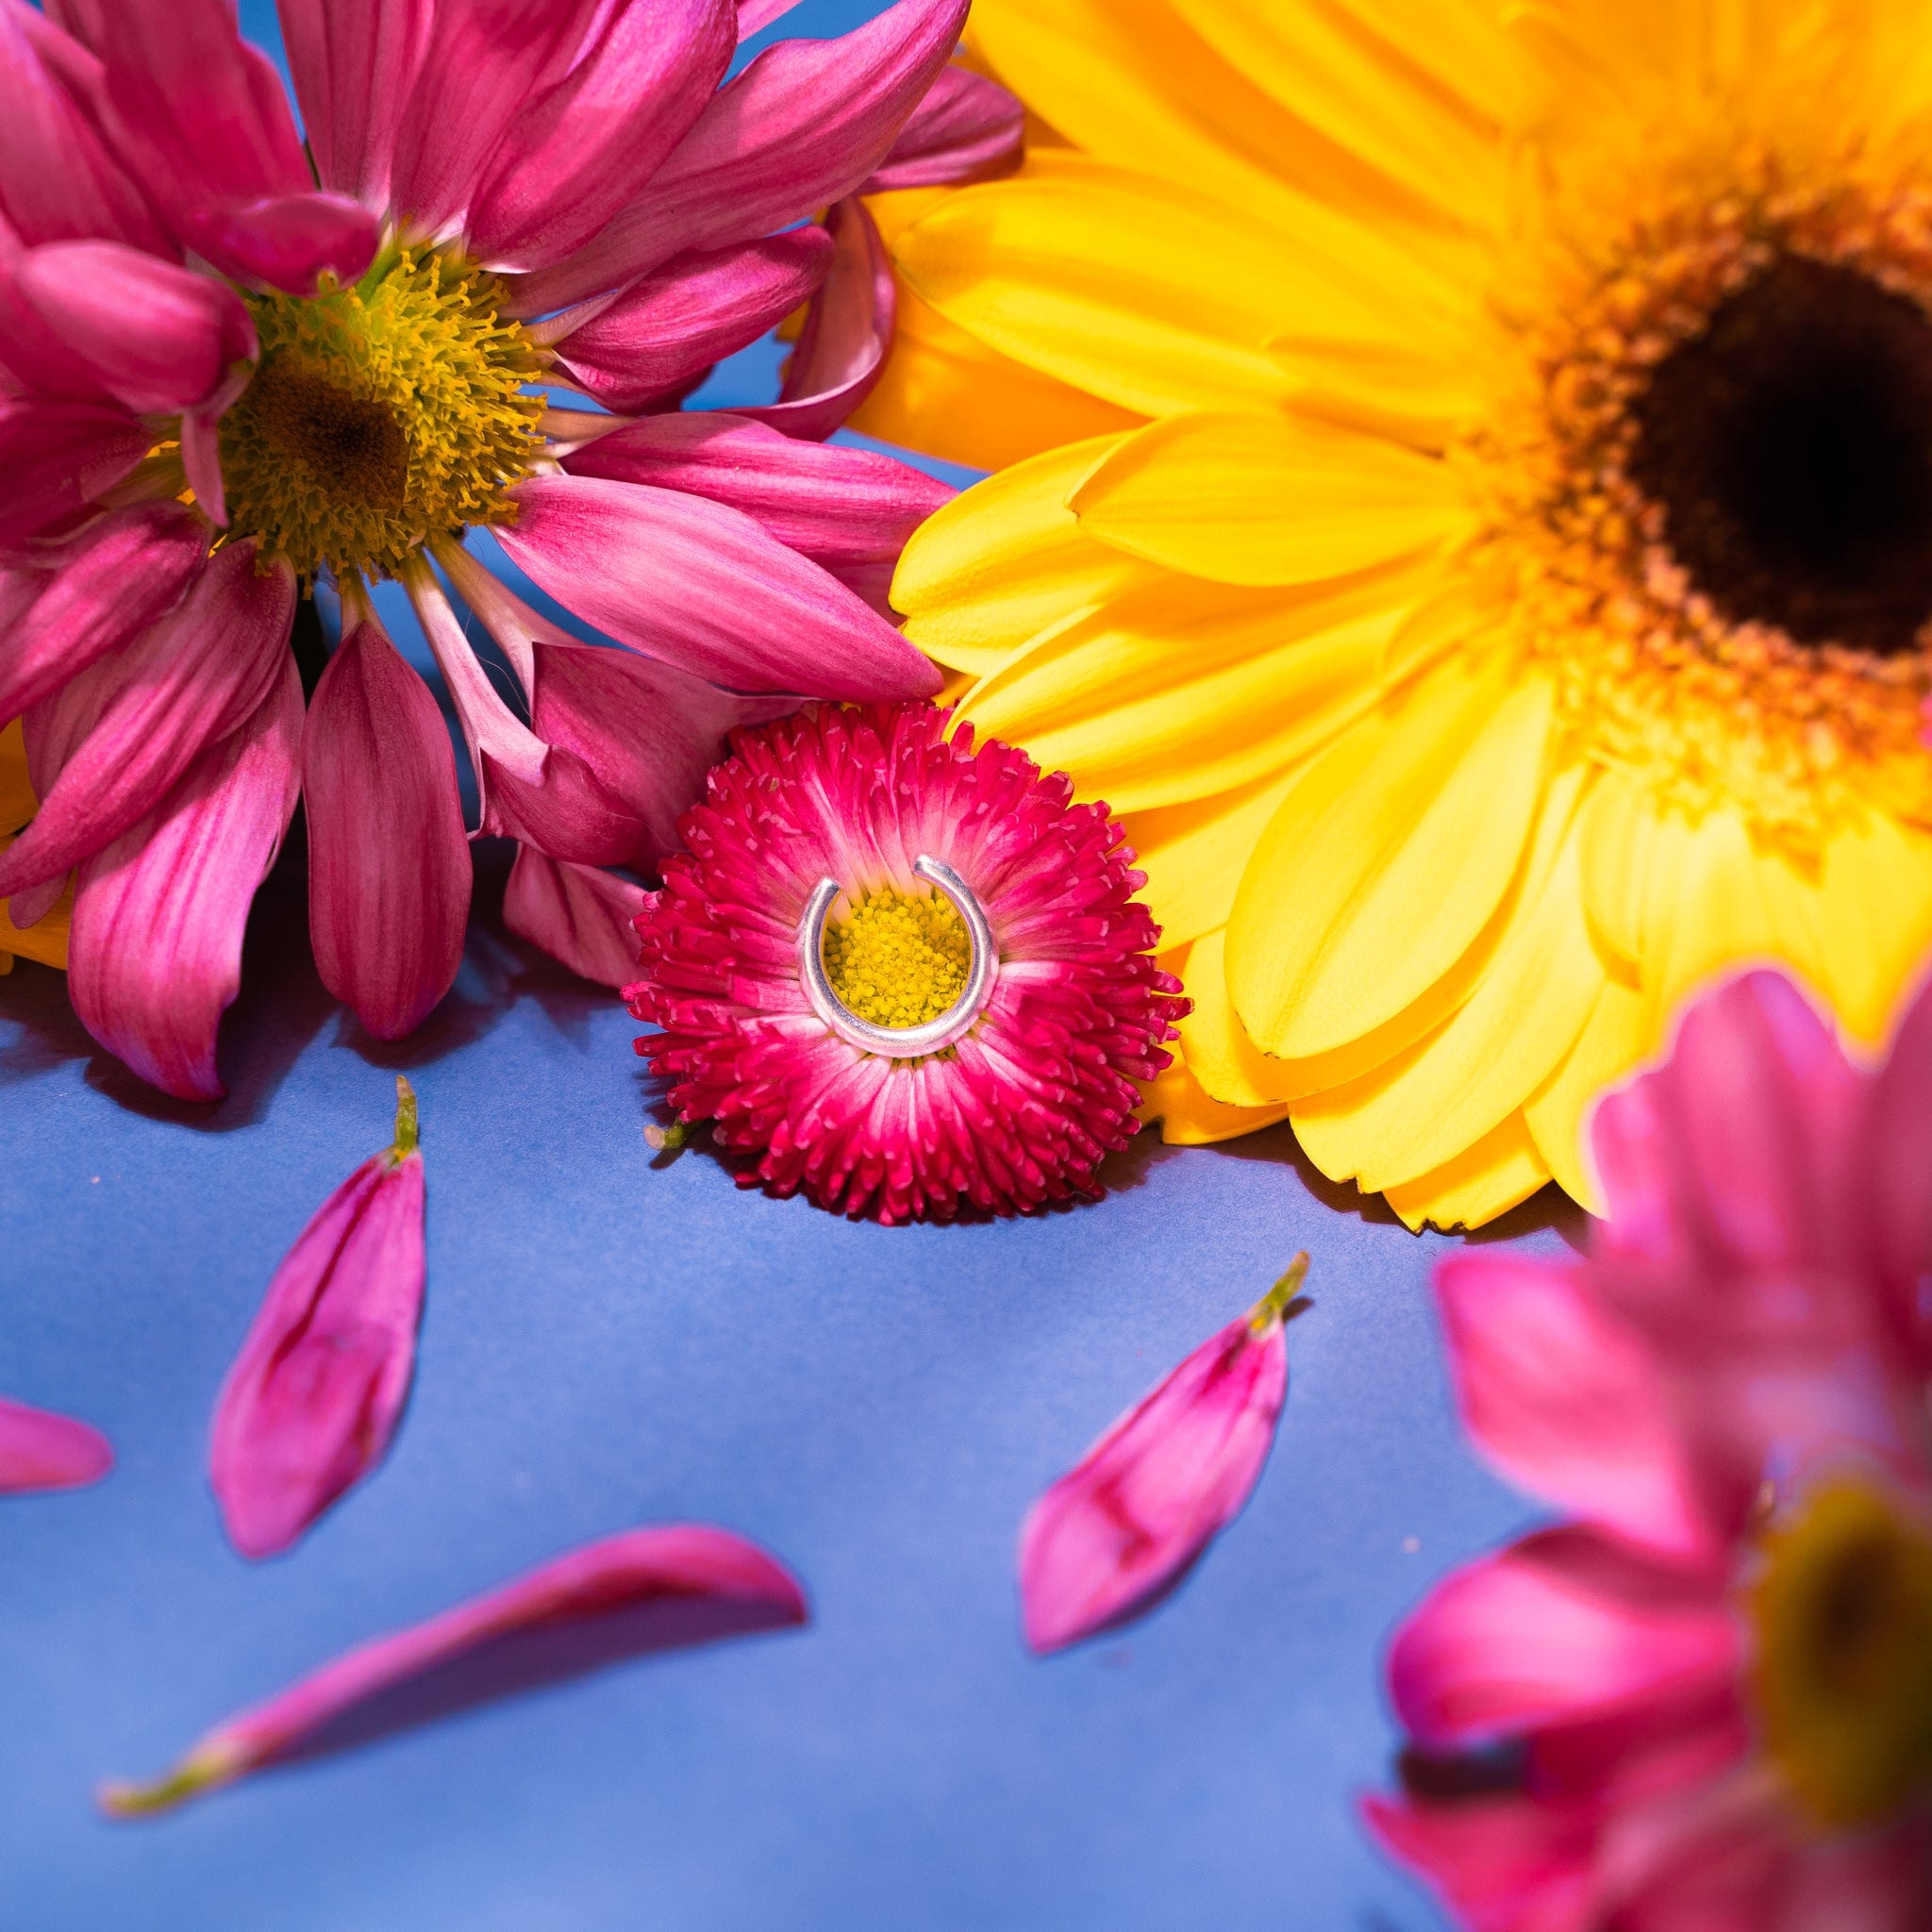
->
xmin=220 ymin=245 xmax=544 ymax=581
xmin=1751 ymin=1477 xmax=1932 ymax=1828
xmin=822 ymin=886 xmax=971 ymax=1029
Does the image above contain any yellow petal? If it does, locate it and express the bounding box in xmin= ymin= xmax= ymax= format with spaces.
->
xmin=1139 ymin=1048 xmax=1291 ymax=1145
xmin=1227 ymin=658 xmax=1556 ymax=1059
xmin=1523 ymin=974 xmax=1651 ymax=1215
xmin=1576 ymin=761 xmax=1663 ymax=975
xmin=1379 ymin=1112 xmax=1552 ymax=1232
xmin=1070 ymin=409 xmax=1474 ymax=587
xmin=1172 ymin=928 xmax=1298 ymax=1108
xmin=1815 ymin=808 xmax=1932 ymax=1045
xmin=891 ymin=435 xmax=1162 ymax=676
xmin=1 ymin=718 xmax=34 ymax=837
xmin=1118 ymin=768 xmax=1298 ymax=951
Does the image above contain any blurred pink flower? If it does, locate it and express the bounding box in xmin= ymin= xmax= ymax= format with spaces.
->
xmin=1367 ymin=969 xmax=1932 ymax=1931
xmin=209 ymin=1075 xmax=425 ymax=1560
xmin=0 ymin=1393 xmax=111 ymax=1493
xmin=1019 ymin=1254 xmax=1306 ymax=1655
xmin=0 ymin=0 xmax=1018 ymax=1098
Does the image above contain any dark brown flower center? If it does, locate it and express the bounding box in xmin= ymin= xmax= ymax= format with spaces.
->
xmin=1628 ymin=254 xmax=1932 ymax=656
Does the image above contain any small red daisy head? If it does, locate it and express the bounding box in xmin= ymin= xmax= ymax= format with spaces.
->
xmin=625 ymin=701 xmax=1189 ymax=1224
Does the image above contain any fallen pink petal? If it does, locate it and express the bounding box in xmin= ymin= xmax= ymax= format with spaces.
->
xmin=0 ymin=1395 xmax=112 ymax=1494
xmin=100 ymin=1524 xmax=808 ymax=1817
xmin=1018 ymin=1256 xmax=1307 ymax=1656
xmin=208 ymin=1076 xmax=426 ymax=1560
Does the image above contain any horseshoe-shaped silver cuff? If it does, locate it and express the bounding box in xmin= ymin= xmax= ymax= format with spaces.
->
xmin=795 ymin=854 xmax=998 ymax=1058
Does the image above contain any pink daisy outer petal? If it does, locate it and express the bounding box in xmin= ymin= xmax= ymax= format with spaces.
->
xmin=858 ymin=62 xmax=1025 ymax=192
xmin=627 ymin=702 xmax=1187 ymax=1223
xmin=0 ymin=1394 xmax=113 ymax=1493
xmin=183 ymin=192 xmax=381 ymax=300
xmin=66 ymin=656 xmax=303 ymax=1102
xmin=303 ymin=620 xmax=471 ymax=1042
xmin=561 ymin=411 xmax=953 ymax=614
xmin=1862 ymin=971 xmax=1932 ymax=1379
xmin=1361 ymin=1790 xmax=1600 ymax=1932
xmin=0 ymin=541 xmax=294 ymax=900
xmin=275 ymin=0 xmax=432 ymax=207
xmin=735 ymin=0 xmax=803 ymax=37
xmin=464 ymin=0 xmax=736 ymax=273
xmin=543 ymin=229 xmax=835 ymax=414
xmin=0 ymin=397 xmax=151 ymax=549
xmin=496 ymin=474 xmax=941 ymax=699
xmin=506 ymin=0 xmax=971 ymax=316
xmin=731 ymin=194 xmax=892 ymax=441
xmin=503 ymin=846 xmax=648 ymax=988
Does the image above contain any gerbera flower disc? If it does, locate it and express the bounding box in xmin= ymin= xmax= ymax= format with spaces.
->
xmin=625 ymin=701 xmax=1187 ymax=1224
xmin=853 ymin=0 xmax=1932 ymax=1228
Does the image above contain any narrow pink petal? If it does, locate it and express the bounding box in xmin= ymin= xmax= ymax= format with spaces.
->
xmin=547 ymin=229 xmax=833 ymax=414
xmin=1017 ymin=1260 xmax=1304 ymax=1655
xmin=177 ymin=407 xmax=229 ymax=528
xmin=502 ymin=846 xmax=646 ymax=987
xmin=1387 ymin=1526 xmax=1740 ymax=1750
xmin=732 ymin=195 xmax=891 ymax=441
xmin=179 ymin=192 xmax=380 ymax=297
xmin=6 ymin=867 xmax=67 ymax=931
xmin=210 ymin=1078 xmax=425 ymax=1559
xmin=275 ymin=0 xmax=432 ymax=204
xmin=0 ymin=502 xmax=205 ymax=726
xmin=0 ymin=541 xmax=294 ymax=899
xmin=507 ymin=0 xmax=969 ymax=315
xmin=304 ymin=621 xmax=470 ymax=1041
xmin=66 ymin=658 xmax=303 ymax=1101
xmin=736 ymin=0 xmax=802 ymax=36
xmin=496 ymin=474 xmax=941 ymax=698
xmin=1433 ymin=1250 xmax=1724 ymax=1565
xmin=1864 ymin=971 xmax=1932 ymax=1378
xmin=466 ymin=0 xmax=735 ymax=272
xmin=0 ymin=396 xmax=150 ymax=547
xmin=0 ymin=1394 xmax=112 ymax=1493
xmin=0 ymin=247 xmax=114 ymax=402
xmin=859 ymin=62 xmax=1024 ymax=192
xmin=1361 ymin=1791 xmax=1598 ymax=1932
xmin=101 ymin=1524 xmax=808 ymax=1814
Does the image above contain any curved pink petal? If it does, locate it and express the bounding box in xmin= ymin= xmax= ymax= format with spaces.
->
xmin=545 ymin=228 xmax=833 ymax=413
xmin=1361 ymin=1791 xmax=1598 ymax=1932
xmin=466 ymin=0 xmax=735 ymax=273
xmin=179 ymin=192 xmax=380 ymax=297
xmin=1018 ymin=1262 xmax=1303 ymax=1655
xmin=0 ymin=1394 xmax=112 ymax=1493
xmin=304 ymin=620 xmax=470 ymax=1041
xmin=275 ymin=0 xmax=432 ymax=205
xmin=496 ymin=473 xmax=941 ymax=698
xmin=508 ymin=0 xmax=969 ymax=315
xmin=0 ymin=397 xmax=149 ymax=548
xmin=1387 ymin=1528 xmax=1739 ymax=1752
xmin=1864 ymin=972 xmax=1932 ymax=1379
xmin=0 ymin=249 xmax=114 ymax=403
xmin=502 ymin=846 xmax=647 ymax=987
xmin=735 ymin=0 xmax=802 ymax=37
xmin=859 ymin=62 xmax=1024 ymax=192
xmin=102 ymin=1524 xmax=808 ymax=1814
xmin=732 ymin=195 xmax=891 ymax=441
xmin=0 ymin=541 xmax=293 ymax=898
xmin=0 ymin=502 xmax=205 ymax=726
xmin=66 ymin=657 xmax=303 ymax=1100
xmin=210 ymin=1078 xmax=425 ymax=1559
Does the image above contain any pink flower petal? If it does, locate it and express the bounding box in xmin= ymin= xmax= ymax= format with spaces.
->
xmin=502 ymin=846 xmax=647 ymax=987
xmin=101 ymin=1524 xmax=808 ymax=1815
xmin=1863 ymin=971 xmax=1932 ymax=1378
xmin=735 ymin=0 xmax=802 ymax=37
xmin=545 ymin=229 xmax=834 ymax=414
xmin=275 ymin=0 xmax=431 ymax=205
xmin=731 ymin=194 xmax=891 ymax=441
xmin=0 ymin=396 xmax=150 ymax=548
xmin=859 ymin=62 xmax=1024 ymax=192
xmin=1361 ymin=1790 xmax=1598 ymax=1932
xmin=178 ymin=192 xmax=381 ymax=297
xmin=0 ymin=502 xmax=205 ymax=726
xmin=0 ymin=541 xmax=293 ymax=900
xmin=209 ymin=1076 xmax=426 ymax=1559
xmin=303 ymin=618 xmax=470 ymax=1041
xmin=465 ymin=0 xmax=736 ymax=273
xmin=1017 ymin=1258 xmax=1304 ymax=1655
xmin=508 ymin=0 xmax=969 ymax=314
xmin=0 ymin=1394 xmax=112 ymax=1493
xmin=496 ymin=473 xmax=941 ymax=698
xmin=66 ymin=658 xmax=303 ymax=1100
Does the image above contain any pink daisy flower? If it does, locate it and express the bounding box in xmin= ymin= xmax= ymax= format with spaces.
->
xmin=625 ymin=700 xmax=1187 ymax=1224
xmin=0 ymin=0 xmax=1023 ymax=1099
xmin=1367 ymin=968 xmax=1932 ymax=1932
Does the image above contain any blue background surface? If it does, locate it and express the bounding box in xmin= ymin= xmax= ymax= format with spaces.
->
xmin=0 ymin=6 xmax=1581 ymax=1925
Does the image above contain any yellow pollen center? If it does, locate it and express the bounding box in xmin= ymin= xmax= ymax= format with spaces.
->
xmin=821 ymin=886 xmax=970 ymax=1030
xmin=218 ymin=245 xmax=544 ymax=580
xmin=1751 ymin=1478 xmax=1932 ymax=1829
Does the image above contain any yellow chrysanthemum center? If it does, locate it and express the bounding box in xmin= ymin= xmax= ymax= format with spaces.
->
xmin=219 ymin=245 xmax=544 ymax=580
xmin=821 ymin=886 xmax=970 ymax=1029
xmin=1751 ymin=1478 xmax=1932 ymax=1829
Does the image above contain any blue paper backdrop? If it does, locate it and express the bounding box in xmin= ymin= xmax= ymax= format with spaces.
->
xmin=0 ymin=6 xmax=1581 ymax=1925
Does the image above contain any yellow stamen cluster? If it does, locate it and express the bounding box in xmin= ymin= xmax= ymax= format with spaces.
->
xmin=1752 ymin=1479 xmax=1932 ymax=1828
xmin=219 ymin=245 xmax=544 ymax=580
xmin=821 ymin=885 xmax=970 ymax=1030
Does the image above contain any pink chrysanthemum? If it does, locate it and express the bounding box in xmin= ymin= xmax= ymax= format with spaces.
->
xmin=625 ymin=701 xmax=1187 ymax=1224
xmin=0 ymin=0 xmax=1023 ymax=1099
xmin=1367 ymin=968 xmax=1932 ymax=1932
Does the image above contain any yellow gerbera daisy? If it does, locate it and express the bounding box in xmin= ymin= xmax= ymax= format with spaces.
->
xmin=0 ymin=722 xmax=70 ymax=976
xmin=854 ymin=0 xmax=1932 ymax=1229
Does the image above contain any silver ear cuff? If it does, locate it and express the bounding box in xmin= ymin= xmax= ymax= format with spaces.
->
xmin=796 ymin=854 xmax=997 ymax=1058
